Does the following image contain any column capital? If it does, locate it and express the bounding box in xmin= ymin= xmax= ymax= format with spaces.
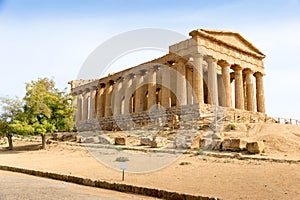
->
xmin=128 ymin=73 xmax=136 ymax=79
xmin=139 ymin=69 xmax=147 ymax=76
xmin=91 ymin=86 xmax=97 ymax=91
xmin=107 ymin=80 xmax=115 ymax=85
xmin=204 ymin=55 xmax=218 ymax=63
xmin=218 ymin=60 xmax=231 ymax=67
xmin=254 ymin=71 xmax=264 ymax=78
xmin=193 ymin=53 xmax=205 ymax=59
xmin=231 ymin=64 xmax=243 ymax=71
xmin=176 ymin=57 xmax=188 ymax=64
xmin=84 ymin=88 xmax=90 ymax=93
xmin=243 ymin=68 xmax=254 ymax=75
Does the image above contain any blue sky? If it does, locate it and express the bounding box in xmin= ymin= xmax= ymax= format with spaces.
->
xmin=0 ymin=0 xmax=300 ymax=119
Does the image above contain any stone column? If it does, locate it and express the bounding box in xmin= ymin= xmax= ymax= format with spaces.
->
xmin=192 ymin=53 xmax=204 ymax=105
xmin=89 ymin=87 xmax=97 ymax=119
xmin=244 ymin=69 xmax=255 ymax=112
xmin=161 ymin=66 xmax=171 ymax=108
xmin=113 ymin=78 xmax=123 ymax=115
xmin=232 ymin=65 xmax=244 ymax=110
xmin=121 ymin=74 xmax=135 ymax=114
xmin=72 ymin=92 xmax=78 ymax=122
xmin=217 ymin=75 xmax=225 ymax=106
xmin=125 ymin=73 xmax=135 ymax=114
xmin=186 ymin=67 xmax=193 ymax=105
xmin=220 ymin=62 xmax=232 ymax=107
xmin=147 ymin=67 xmax=157 ymax=110
xmin=254 ymin=72 xmax=266 ymax=113
xmin=206 ymin=56 xmax=219 ymax=106
xmin=83 ymin=89 xmax=90 ymax=120
xmin=104 ymin=81 xmax=114 ymax=117
xmin=76 ymin=91 xmax=83 ymax=121
xmin=96 ymin=84 xmax=105 ymax=118
xmin=135 ymin=70 xmax=146 ymax=112
xmin=176 ymin=59 xmax=187 ymax=106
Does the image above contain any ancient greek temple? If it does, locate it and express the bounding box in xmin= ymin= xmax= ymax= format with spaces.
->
xmin=69 ymin=29 xmax=267 ymax=131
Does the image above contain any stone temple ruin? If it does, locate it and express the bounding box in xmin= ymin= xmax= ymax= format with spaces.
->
xmin=69 ymin=29 xmax=271 ymax=139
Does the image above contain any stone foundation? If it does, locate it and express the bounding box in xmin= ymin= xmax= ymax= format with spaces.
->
xmin=76 ymin=104 xmax=273 ymax=132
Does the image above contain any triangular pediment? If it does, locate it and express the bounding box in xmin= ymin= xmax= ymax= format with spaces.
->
xmin=190 ymin=29 xmax=265 ymax=58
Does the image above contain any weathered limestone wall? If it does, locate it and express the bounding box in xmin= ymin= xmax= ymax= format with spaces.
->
xmin=76 ymin=104 xmax=271 ymax=132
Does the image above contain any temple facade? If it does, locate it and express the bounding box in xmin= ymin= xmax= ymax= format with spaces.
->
xmin=69 ymin=29 xmax=267 ymax=131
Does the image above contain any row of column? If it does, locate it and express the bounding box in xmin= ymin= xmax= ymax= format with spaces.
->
xmin=73 ymin=86 xmax=97 ymax=121
xmin=192 ymin=54 xmax=265 ymax=113
xmin=74 ymin=54 xmax=266 ymax=121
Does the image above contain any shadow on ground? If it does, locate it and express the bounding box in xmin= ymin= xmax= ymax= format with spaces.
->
xmin=0 ymin=143 xmax=42 ymax=154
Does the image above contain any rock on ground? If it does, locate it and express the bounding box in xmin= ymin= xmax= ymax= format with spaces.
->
xmin=246 ymin=141 xmax=265 ymax=154
xmin=150 ymin=137 xmax=167 ymax=148
xmin=115 ymin=137 xmax=126 ymax=145
xmin=221 ymin=138 xmax=247 ymax=151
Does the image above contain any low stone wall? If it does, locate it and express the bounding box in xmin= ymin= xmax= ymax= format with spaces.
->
xmin=0 ymin=165 xmax=220 ymax=200
xmin=76 ymin=104 xmax=272 ymax=131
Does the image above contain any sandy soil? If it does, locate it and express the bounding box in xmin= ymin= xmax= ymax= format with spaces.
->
xmin=0 ymin=123 xmax=300 ymax=199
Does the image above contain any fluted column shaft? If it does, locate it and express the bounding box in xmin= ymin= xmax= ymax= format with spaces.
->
xmin=89 ymin=88 xmax=97 ymax=119
xmin=83 ymin=90 xmax=90 ymax=120
xmin=186 ymin=67 xmax=193 ymax=105
xmin=221 ymin=64 xmax=232 ymax=107
xmin=217 ymin=75 xmax=226 ymax=106
xmin=72 ymin=93 xmax=78 ymax=121
xmin=113 ymin=80 xmax=123 ymax=115
xmin=254 ymin=72 xmax=266 ymax=113
xmin=244 ymin=69 xmax=255 ymax=112
xmin=192 ymin=53 xmax=204 ymax=105
xmin=123 ymin=76 xmax=134 ymax=114
xmin=232 ymin=65 xmax=244 ymax=110
xmin=176 ymin=59 xmax=187 ymax=106
xmin=76 ymin=93 xmax=82 ymax=121
xmin=148 ymin=68 xmax=157 ymax=110
xmin=207 ymin=56 xmax=218 ymax=106
xmin=104 ymin=81 xmax=114 ymax=117
xmin=161 ymin=67 xmax=171 ymax=108
xmin=135 ymin=71 xmax=145 ymax=112
xmin=96 ymin=85 xmax=105 ymax=118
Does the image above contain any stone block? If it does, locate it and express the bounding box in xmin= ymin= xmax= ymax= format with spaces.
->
xmin=81 ymin=136 xmax=98 ymax=143
xmin=140 ymin=137 xmax=152 ymax=146
xmin=221 ymin=138 xmax=247 ymax=151
xmin=115 ymin=137 xmax=126 ymax=145
xmin=246 ymin=141 xmax=264 ymax=154
xmin=150 ymin=137 xmax=167 ymax=148
xmin=173 ymin=136 xmax=192 ymax=149
xmin=190 ymin=135 xmax=202 ymax=149
xmin=200 ymin=138 xmax=221 ymax=150
xmin=98 ymin=135 xmax=113 ymax=145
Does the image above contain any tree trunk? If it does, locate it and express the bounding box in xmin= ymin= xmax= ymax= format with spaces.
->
xmin=6 ymin=132 xmax=13 ymax=150
xmin=41 ymin=134 xmax=46 ymax=149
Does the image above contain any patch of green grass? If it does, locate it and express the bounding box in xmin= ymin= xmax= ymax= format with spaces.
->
xmin=196 ymin=148 xmax=204 ymax=155
xmin=229 ymin=124 xmax=236 ymax=130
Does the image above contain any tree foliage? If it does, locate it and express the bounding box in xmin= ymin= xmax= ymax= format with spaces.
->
xmin=0 ymin=97 xmax=23 ymax=149
xmin=0 ymin=78 xmax=75 ymax=150
xmin=19 ymin=78 xmax=74 ymax=134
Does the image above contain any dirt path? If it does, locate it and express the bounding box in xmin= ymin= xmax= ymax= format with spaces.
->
xmin=0 ymin=170 xmax=157 ymax=200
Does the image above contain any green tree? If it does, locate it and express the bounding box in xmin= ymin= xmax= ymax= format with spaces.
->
xmin=10 ymin=78 xmax=74 ymax=149
xmin=0 ymin=97 xmax=23 ymax=150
